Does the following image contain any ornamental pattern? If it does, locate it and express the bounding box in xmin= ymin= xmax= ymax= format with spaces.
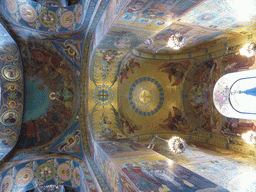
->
xmin=129 ymin=77 xmax=164 ymax=116
xmin=0 ymin=158 xmax=86 ymax=192
xmin=4 ymin=0 xmax=87 ymax=32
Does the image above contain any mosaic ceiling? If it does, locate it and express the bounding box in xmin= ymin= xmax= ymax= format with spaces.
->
xmin=1 ymin=0 xmax=256 ymax=191
xmin=0 ymin=0 xmax=254 ymax=155
xmin=135 ymin=0 xmax=256 ymax=54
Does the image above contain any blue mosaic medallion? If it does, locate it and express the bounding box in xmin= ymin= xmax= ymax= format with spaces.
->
xmin=129 ymin=77 xmax=164 ymax=116
xmin=92 ymin=84 xmax=114 ymax=106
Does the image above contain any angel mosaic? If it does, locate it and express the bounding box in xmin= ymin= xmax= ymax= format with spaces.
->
xmin=119 ymin=58 xmax=140 ymax=84
xmin=158 ymin=60 xmax=191 ymax=86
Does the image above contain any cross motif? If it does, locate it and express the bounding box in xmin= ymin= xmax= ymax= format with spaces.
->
xmin=139 ymin=90 xmax=152 ymax=103
xmin=97 ymin=89 xmax=109 ymax=102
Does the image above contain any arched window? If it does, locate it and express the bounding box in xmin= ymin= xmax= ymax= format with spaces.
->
xmin=213 ymin=69 xmax=256 ymax=119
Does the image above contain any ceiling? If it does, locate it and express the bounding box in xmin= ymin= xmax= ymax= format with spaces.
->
xmin=0 ymin=0 xmax=255 ymax=173
xmin=0 ymin=0 xmax=256 ymax=191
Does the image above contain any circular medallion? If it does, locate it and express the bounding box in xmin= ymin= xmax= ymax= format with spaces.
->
xmin=1 ymin=65 xmax=21 ymax=81
xmin=197 ymin=13 xmax=215 ymax=21
xmin=154 ymin=20 xmax=167 ymax=26
xmin=39 ymin=11 xmax=57 ymax=27
xmin=156 ymin=159 xmax=168 ymax=165
xmin=232 ymin=21 xmax=251 ymax=28
xmin=0 ymin=110 xmax=21 ymax=126
xmin=92 ymin=84 xmax=114 ymax=106
xmin=73 ymin=167 xmax=80 ymax=186
xmin=129 ymin=77 xmax=164 ymax=116
xmin=60 ymin=11 xmax=75 ymax=28
xmin=1 ymin=175 xmax=13 ymax=192
xmin=139 ymin=90 xmax=152 ymax=104
xmin=36 ymin=163 xmax=55 ymax=181
xmin=19 ymin=4 xmax=37 ymax=23
xmin=121 ymin=14 xmax=136 ymax=21
xmin=138 ymin=161 xmax=153 ymax=166
xmin=197 ymin=166 xmax=219 ymax=174
xmin=215 ymin=17 xmax=235 ymax=26
xmin=15 ymin=167 xmax=34 ymax=187
xmin=76 ymin=5 xmax=83 ymax=24
xmin=233 ymin=161 xmax=254 ymax=167
xmin=57 ymin=163 xmax=71 ymax=181
xmin=6 ymin=0 xmax=18 ymax=14
xmin=215 ymin=163 xmax=236 ymax=170
xmin=138 ymin=18 xmax=152 ymax=24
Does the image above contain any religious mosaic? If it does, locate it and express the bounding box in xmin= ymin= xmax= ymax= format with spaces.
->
xmin=0 ymin=24 xmax=23 ymax=161
xmin=4 ymin=0 xmax=87 ymax=32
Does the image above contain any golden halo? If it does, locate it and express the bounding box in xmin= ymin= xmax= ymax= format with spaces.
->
xmin=8 ymin=84 xmax=17 ymax=91
xmin=49 ymin=92 xmax=56 ymax=100
xmin=8 ymin=100 xmax=16 ymax=107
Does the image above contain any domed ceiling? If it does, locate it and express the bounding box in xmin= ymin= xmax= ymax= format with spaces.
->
xmin=117 ymin=53 xmax=192 ymax=136
xmin=1 ymin=0 xmax=256 ymax=191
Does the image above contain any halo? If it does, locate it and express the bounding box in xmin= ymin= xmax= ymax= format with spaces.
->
xmin=49 ymin=92 xmax=56 ymax=100
xmin=8 ymin=100 xmax=16 ymax=107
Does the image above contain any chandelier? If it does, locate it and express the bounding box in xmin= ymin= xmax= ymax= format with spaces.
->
xmin=242 ymin=131 xmax=256 ymax=145
xmin=147 ymin=135 xmax=186 ymax=154
xmin=167 ymin=32 xmax=186 ymax=50
xmin=240 ymin=43 xmax=256 ymax=57
xmin=168 ymin=136 xmax=186 ymax=154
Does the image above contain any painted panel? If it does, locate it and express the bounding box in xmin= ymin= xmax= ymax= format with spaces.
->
xmin=0 ymin=24 xmax=23 ymax=161
xmin=0 ymin=156 xmax=96 ymax=192
xmin=14 ymin=36 xmax=81 ymax=149
xmin=3 ymin=0 xmax=88 ymax=32
xmin=183 ymin=54 xmax=256 ymax=134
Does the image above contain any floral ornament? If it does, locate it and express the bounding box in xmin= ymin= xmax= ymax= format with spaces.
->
xmin=36 ymin=163 xmax=55 ymax=181
xmin=36 ymin=4 xmax=42 ymax=14
xmin=54 ymin=175 xmax=59 ymax=185
xmin=98 ymin=50 xmax=122 ymax=80
xmin=73 ymin=167 xmax=80 ymax=187
xmin=15 ymin=167 xmax=34 ymax=187
xmin=60 ymin=11 xmax=75 ymax=28
xmin=92 ymin=84 xmax=114 ymax=106
xmin=57 ymin=163 xmax=72 ymax=181
xmin=102 ymin=128 xmax=114 ymax=137
xmin=53 ymin=158 xmax=58 ymax=169
xmin=1 ymin=175 xmax=13 ymax=192
xmin=41 ymin=166 xmax=51 ymax=178
xmin=19 ymin=4 xmax=37 ymax=23
xmin=15 ymin=11 xmax=20 ymax=22
xmin=32 ymin=177 xmax=39 ymax=188
xmin=32 ymin=161 xmax=38 ymax=171
xmin=76 ymin=5 xmax=83 ymax=24
xmin=57 ymin=8 xmax=62 ymax=17
xmin=39 ymin=11 xmax=57 ymax=28
xmin=7 ymin=0 xmax=18 ymax=14
xmin=70 ymin=161 xmax=74 ymax=170
xmin=11 ymin=166 xmax=17 ymax=178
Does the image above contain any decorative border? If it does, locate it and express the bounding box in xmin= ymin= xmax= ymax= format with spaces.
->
xmin=0 ymin=157 xmax=85 ymax=192
xmin=0 ymin=24 xmax=23 ymax=161
xmin=4 ymin=0 xmax=87 ymax=33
